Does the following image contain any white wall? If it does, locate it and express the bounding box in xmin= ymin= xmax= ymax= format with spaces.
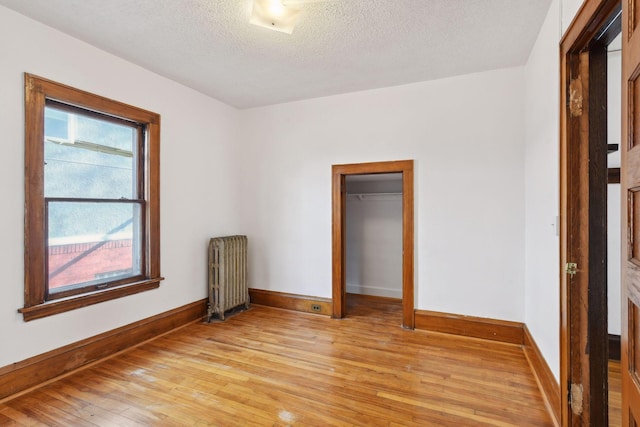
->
xmin=608 ymin=47 xmax=622 ymax=336
xmin=238 ymin=67 xmax=526 ymax=322
xmin=524 ymin=0 xmax=561 ymax=380
xmin=562 ymin=0 xmax=584 ymax=33
xmin=346 ymin=193 xmax=403 ymax=298
xmin=0 ymin=0 xmax=585 ymax=383
xmin=0 ymin=6 xmax=240 ymax=367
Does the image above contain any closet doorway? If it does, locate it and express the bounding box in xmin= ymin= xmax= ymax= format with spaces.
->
xmin=345 ymin=173 xmax=403 ymax=299
xmin=331 ymin=160 xmax=414 ymax=329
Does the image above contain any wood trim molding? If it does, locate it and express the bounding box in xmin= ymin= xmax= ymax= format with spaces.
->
xmin=22 ymin=74 xmax=162 ymax=321
xmin=523 ymin=326 xmax=561 ymax=427
xmin=559 ymin=2 xmax=622 ymax=425
xmin=415 ymin=310 xmax=559 ymax=425
xmin=609 ymin=333 xmax=621 ymax=361
xmin=249 ymin=288 xmax=332 ymax=315
xmin=414 ymin=310 xmax=524 ymax=345
xmin=18 ymin=279 xmax=163 ymax=322
xmin=608 ymin=167 xmax=621 ymax=184
xmin=0 ymin=299 xmax=207 ymax=401
xmin=332 ymin=159 xmax=414 ymax=328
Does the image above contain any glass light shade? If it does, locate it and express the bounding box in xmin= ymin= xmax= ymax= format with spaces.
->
xmin=250 ymin=0 xmax=300 ymax=34
xmin=282 ymin=0 xmax=337 ymax=4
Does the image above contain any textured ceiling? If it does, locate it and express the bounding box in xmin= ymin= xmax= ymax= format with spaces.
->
xmin=0 ymin=0 xmax=551 ymax=109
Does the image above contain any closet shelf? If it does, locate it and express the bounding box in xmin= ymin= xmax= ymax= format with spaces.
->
xmin=346 ymin=192 xmax=402 ymax=201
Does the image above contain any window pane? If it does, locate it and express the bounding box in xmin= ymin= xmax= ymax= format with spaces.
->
xmin=44 ymin=106 xmax=138 ymax=199
xmin=47 ymin=201 xmax=142 ymax=291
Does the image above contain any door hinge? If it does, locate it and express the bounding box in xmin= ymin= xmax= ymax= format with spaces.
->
xmin=565 ymin=262 xmax=577 ymax=277
xmin=569 ymin=383 xmax=583 ymax=415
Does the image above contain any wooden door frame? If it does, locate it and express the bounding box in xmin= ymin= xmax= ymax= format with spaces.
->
xmin=560 ymin=0 xmax=621 ymax=425
xmin=332 ymin=160 xmax=414 ymax=329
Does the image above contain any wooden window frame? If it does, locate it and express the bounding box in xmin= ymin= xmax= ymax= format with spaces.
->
xmin=20 ymin=74 xmax=163 ymax=321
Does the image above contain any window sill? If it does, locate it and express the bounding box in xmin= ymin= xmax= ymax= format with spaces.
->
xmin=18 ymin=278 xmax=164 ymax=322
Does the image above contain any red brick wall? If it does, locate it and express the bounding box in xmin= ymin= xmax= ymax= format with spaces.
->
xmin=48 ymin=239 xmax=134 ymax=289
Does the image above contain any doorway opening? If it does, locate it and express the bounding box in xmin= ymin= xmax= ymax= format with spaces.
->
xmin=345 ymin=173 xmax=403 ymax=298
xmin=344 ymin=173 xmax=403 ymax=323
xmin=559 ymin=0 xmax=621 ymax=425
xmin=332 ymin=160 xmax=414 ymax=329
xmin=606 ymin=31 xmax=623 ymax=426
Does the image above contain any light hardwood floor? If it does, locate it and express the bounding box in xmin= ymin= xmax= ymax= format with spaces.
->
xmin=0 ymin=296 xmax=553 ymax=426
xmin=609 ymin=360 xmax=621 ymax=427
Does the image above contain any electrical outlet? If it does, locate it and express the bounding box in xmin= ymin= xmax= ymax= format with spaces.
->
xmin=311 ymin=304 xmax=321 ymax=312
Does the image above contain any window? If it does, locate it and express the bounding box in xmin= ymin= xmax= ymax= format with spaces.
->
xmin=21 ymin=74 xmax=162 ymax=321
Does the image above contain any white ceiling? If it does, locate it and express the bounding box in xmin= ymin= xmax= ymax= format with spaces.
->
xmin=0 ymin=0 xmax=551 ymax=109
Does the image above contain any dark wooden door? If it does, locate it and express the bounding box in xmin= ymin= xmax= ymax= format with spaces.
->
xmin=622 ymin=0 xmax=640 ymax=423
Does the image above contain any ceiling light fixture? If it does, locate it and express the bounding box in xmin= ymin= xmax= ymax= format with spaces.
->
xmin=250 ymin=0 xmax=301 ymax=34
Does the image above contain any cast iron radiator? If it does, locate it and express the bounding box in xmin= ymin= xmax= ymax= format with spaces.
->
xmin=207 ymin=235 xmax=249 ymax=321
